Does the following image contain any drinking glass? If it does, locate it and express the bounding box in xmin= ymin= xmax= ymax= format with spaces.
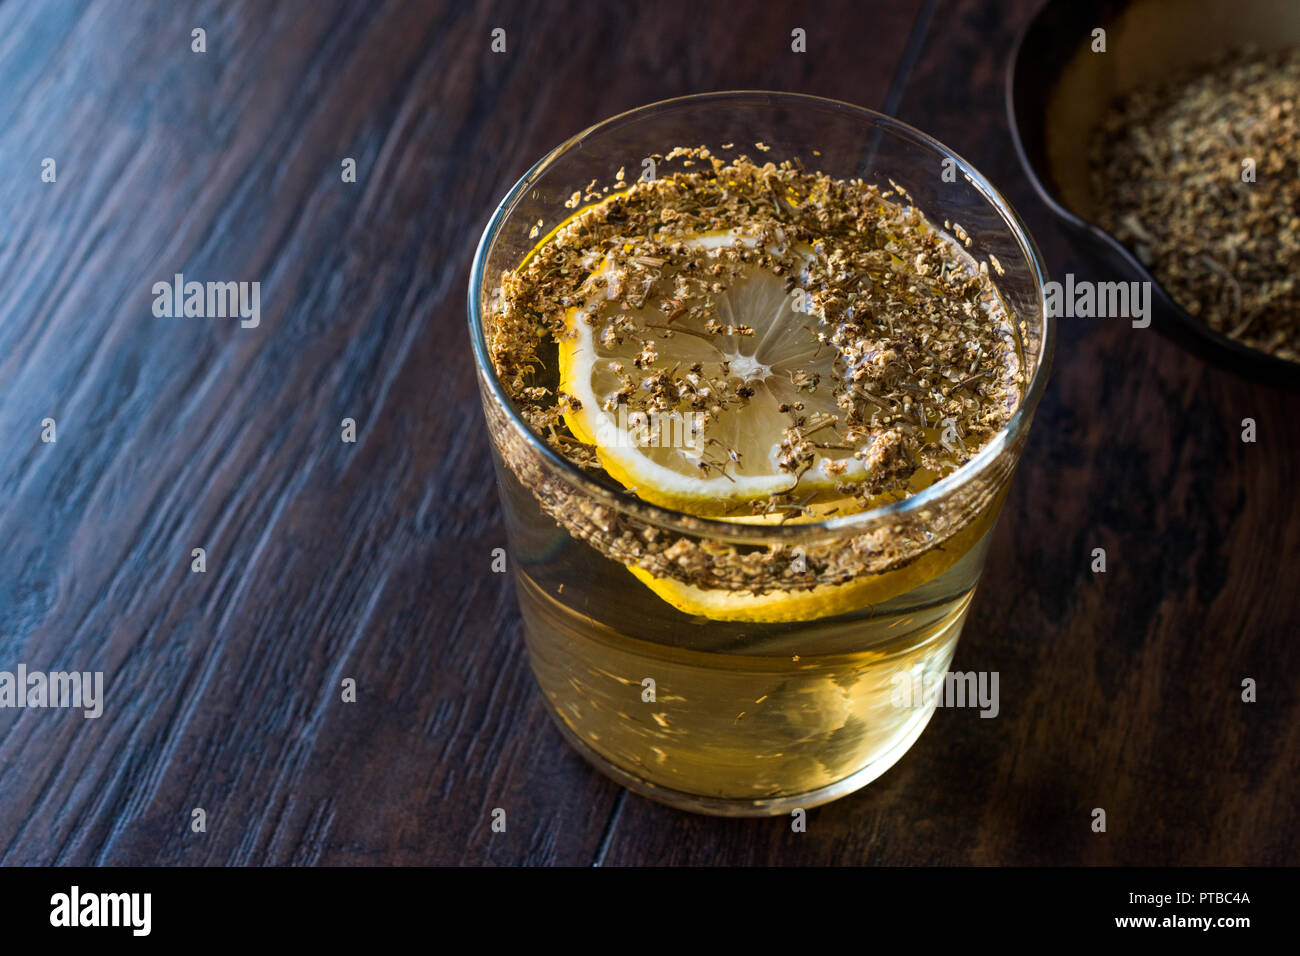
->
xmin=468 ymin=92 xmax=1053 ymax=816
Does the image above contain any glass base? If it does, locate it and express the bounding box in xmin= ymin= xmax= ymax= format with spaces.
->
xmin=542 ymin=696 xmax=938 ymax=818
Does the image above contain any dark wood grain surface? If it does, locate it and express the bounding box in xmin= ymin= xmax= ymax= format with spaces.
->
xmin=0 ymin=0 xmax=1295 ymax=866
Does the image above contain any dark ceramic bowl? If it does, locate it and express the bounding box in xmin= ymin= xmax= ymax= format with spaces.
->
xmin=1007 ymin=0 xmax=1300 ymax=388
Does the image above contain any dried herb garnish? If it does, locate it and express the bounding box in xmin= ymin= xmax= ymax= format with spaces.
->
xmin=486 ymin=146 xmax=1022 ymax=515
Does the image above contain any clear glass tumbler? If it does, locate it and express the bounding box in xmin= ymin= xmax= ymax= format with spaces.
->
xmin=468 ymin=92 xmax=1053 ymax=816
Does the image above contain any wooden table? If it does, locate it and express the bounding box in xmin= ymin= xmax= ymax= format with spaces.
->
xmin=1 ymin=0 xmax=1295 ymax=866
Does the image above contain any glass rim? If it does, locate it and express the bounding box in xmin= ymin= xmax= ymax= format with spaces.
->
xmin=467 ymin=90 xmax=1055 ymax=542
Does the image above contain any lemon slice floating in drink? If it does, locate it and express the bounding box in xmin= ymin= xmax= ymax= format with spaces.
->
xmin=624 ymin=504 xmax=994 ymax=622
xmin=558 ymin=230 xmax=865 ymax=514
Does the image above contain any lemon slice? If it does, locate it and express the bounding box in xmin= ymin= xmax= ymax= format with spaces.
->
xmin=559 ymin=230 xmax=867 ymax=515
xmin=627 ymin=497 xmax=998 ymax=622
